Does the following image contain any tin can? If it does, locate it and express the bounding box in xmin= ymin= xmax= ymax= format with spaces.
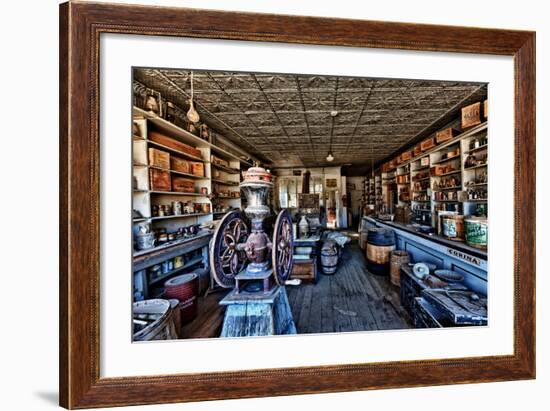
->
xmin=174 ymin=255 xmax=184 ymax=268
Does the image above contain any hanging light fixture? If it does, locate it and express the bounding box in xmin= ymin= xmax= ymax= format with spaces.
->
xmin=326 ymin=151 xmax=334 ymax=162
xmin=186 ymin=71 xmax=200 ymax=124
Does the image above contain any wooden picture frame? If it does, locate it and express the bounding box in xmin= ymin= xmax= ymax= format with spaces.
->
xmin=59 ymin=2 xmax=535 ymax=408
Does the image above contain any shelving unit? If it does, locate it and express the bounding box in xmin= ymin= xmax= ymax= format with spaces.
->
xmin=132 ymin=107 xmax=254 ymax=300
xmin=369 ymin=122 xmax=488 ymax=228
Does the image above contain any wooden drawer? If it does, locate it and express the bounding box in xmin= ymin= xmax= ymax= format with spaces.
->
xmin=148 ymin=148 xmax=170 ymax=169
xmin=149 ymin=169 xmax=171 ymax=192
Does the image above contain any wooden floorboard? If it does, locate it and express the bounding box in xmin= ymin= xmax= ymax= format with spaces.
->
xmin=287 ymin=241 xmax=413 ymax=334
xmin=178 ymin=238 xmax=412 ymax=339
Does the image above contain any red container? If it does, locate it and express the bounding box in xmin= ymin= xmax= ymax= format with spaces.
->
xmin=164 ymin=273 xmax=199 ymax=324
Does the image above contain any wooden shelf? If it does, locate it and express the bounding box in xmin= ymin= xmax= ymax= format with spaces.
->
xmin=433 ymin=170 xmax=461 ymax=177
xmin=134 ymin=106 xmax=253 ymax=166
xmin=465 ymin=182 xmax=487 ymax=187
xmin=148 ymin=256 xmax=204 ymax=286
xmin=431 ymin=154 xmax=461 ymax=165
xmin=465 ymin=144 xmax=488 ymax=154
xmin=148 ymin=165 xmax=207 ymax=180
xmin=150 ymin=191 xmax=207 ymax=197
xmin=150 ymin=213 xmax=211 ymax=221
xmin=211 ymin=163 xmax=241 ymax=174
xmin=147 ymin=139 xmax=205 ymax=162
xmin=433 ymin=200 xmax=460 ymax=203
xmin=412 ymin=176 xmax=430 ymax=182
xmin=464 ymin=163 xmax=488 ymax=171
xmin=433 ymin=186 xmax=461 ymax=191
xmin=217 ymin=195 xmax=240 ymax=200
xmin=211 ymin=178 xmax=239 ymax=186
xmin=464 ymin=199 xmax=488 ymax=202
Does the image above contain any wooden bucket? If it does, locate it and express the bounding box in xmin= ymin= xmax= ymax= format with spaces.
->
xmin=390 ymin=250 xmax=410 ymax=287
xmin=164 ymin=274 xmax=199 ymax=324
xmin=465 ymin=217 xmax=488 ymax=249
xmin=132 ymin=299 xmax=178 ymax=341
xmin=441 ymin=215 xmax=465 ymax=241
xmin=321 ymin=241 xmax=338 ymax=275
xmin=366 ymin=228 xmax=395 ymax=275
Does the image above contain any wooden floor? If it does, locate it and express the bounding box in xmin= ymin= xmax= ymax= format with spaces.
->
xmin=287 ymin=241 xmax=413 ymax=334
xmin=181 ymin=239 xmax=412 ymax=339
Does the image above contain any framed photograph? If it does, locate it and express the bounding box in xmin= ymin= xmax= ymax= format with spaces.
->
xmin=60 ymin=2 xmax=535 ymax=409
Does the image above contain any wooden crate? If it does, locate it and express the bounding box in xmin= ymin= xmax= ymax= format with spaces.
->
xmin=149 ymin=169 xmax=171 ymax=192
xmin=420 ymin=157 xmax=430 ymax=167
xmin=148 ymin=147 xmax=170 ymax=169
xmin=420 ymin=137 xmax=435 ymax=151
xmin=172 ymin=175 xmax=195 ymax=193
xmin=190 ymin=162 xmax=204 ymax=177
xmin=401 ymin=150 xmax=412 ymax=162
xmin=435 ymin=127 xmax=459 ymax=144
xmin=170 ymin=156 xmax=190 ymax=174
xmin=149 ymin=131 xmax=202 ymax=158
xmin=290 ymin=258 xmax=317 ymax=283
xmin=461 ymin=102 xmax=482 ymax=129
xmin=413 ymin=144 xmax=421 ymax=157
xmin=483 ymin=99 xmax=488 ymax=119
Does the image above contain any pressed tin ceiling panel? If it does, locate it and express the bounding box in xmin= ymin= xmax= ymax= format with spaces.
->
xmin=134 ymin=68 xmax=486 ymax=169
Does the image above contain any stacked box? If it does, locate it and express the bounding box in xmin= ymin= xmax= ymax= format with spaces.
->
xmin=148 ymin=148 xmax=170 ymax=169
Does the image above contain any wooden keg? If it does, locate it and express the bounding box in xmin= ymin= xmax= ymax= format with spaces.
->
xmin=441 ymin=214 xmax=465 ymax=241
xmin=164 ymin=274 xmax=199 ymax=324
xmin=366 ymin=228 xmax=395 ymax=276
xmin=132 ymin=299 xmax=178 ymax=341
xmin=465 ymin=217 xmax=488 ymax=249
xmin=390 ymin=250 xmax=410 ymax=287
xmin=320 ymin=240 xmax=339 ymax=275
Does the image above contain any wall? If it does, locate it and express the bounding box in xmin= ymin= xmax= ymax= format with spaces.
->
xmin=1 ymin=1 xmax=547 ymax=411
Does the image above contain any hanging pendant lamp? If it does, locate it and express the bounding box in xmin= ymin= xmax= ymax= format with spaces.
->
xmin=186 ymin=71 xmax=200 ymax=124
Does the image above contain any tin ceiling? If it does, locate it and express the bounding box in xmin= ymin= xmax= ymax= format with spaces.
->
xmin=134 ymin=69 xmax=486 ymax=171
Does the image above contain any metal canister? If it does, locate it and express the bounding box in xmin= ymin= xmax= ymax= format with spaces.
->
xmin=172 ymin=201 xmax=183 ymax=215
xmin=174 ymin=255 xmax=184 ymax=268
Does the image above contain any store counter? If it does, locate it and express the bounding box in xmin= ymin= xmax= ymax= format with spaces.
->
xmin=363 ymin=217 xmax=487 ymax=295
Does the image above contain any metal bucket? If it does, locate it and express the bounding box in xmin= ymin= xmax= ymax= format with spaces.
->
xmin=441 ymin=215 xmax=465 ymax=241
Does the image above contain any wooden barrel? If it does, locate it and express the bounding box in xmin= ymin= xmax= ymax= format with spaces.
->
xmin=390 ymin=250 xmax=410 ymax=286
xmin=320 ymin=240 xmax=338 ymax=275
xmin=164 ymin=274 xmax=199 ymax=324
xmin=132 ymin=299 xmax=177 ymax=341
xmin=465 ymin=217 xmax=488 ymax=249
xmin=441 ymin=214 xmax=465 ymax=241
xmin=366 ymin=228 xmax=395 ymax=275
xmin=359 ymin=229 xmax=369 ymax=250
